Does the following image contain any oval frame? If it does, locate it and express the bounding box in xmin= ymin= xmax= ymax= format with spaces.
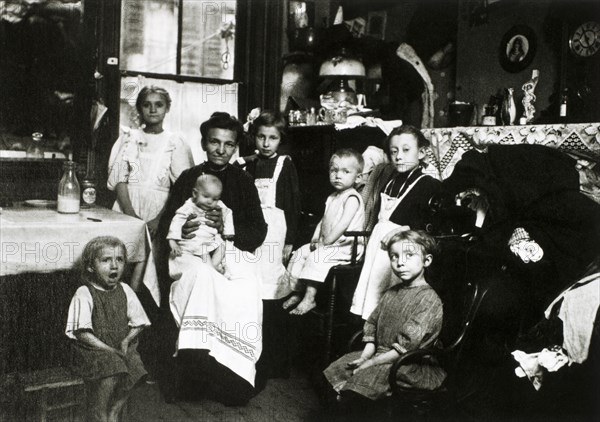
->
xmin=499 ymin=25 xmax=537 ymax=73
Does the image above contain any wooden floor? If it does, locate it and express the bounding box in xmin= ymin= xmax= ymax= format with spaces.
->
xmin=127 ymin=369 xmax=321 ymax=422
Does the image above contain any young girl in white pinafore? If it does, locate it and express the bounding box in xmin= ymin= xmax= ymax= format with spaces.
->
xmin=351 ymin=125 xmax=442 ymax=320
xmin=107 ymin=86 xmax=194 ymax=297
xmin=236 ymin=110 xmax=301 ymax=380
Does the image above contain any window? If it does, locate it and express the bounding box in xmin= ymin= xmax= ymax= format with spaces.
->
xmin=120 ymin=0 xmax=236 ymax=80
xmin=118 ymin=0 xmax=239 ymax=164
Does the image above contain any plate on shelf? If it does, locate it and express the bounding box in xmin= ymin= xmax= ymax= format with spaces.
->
xmin=24 ymin=199 xmax=57 ymax=208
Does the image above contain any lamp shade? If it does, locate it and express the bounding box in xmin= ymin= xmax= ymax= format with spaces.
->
xmin=319 ymin=52 xmax=366 ymax=78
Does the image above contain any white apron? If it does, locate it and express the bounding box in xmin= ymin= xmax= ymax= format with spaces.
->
xmin=255 ymin=155 xmax=292 ymax=300
xmin=111 ymin=134 xmax=175 ymax=307
xmin=169 ymin=242 xmax=263 ymax=386
xmin=350 ymin=173 xmax=426 ymax=319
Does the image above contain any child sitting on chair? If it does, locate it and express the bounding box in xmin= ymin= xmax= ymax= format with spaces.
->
xmin=323 ymin=230 xmax=445 ymax=404
xmin=283 ymin=148 xmax=365 ymax=315
xmin=167 ymin=174 xmax=234 ymax=278
xmin=66 ymin=236 xmax=150 ymax=422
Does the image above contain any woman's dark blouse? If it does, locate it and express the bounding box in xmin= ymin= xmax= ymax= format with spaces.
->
xmin=159 ymin=163 xmax=267 ymax=252
xmin=238 ymin=154 xmax=301 ymax=245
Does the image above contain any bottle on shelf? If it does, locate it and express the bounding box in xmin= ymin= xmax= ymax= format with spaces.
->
xmin=26 ymin=132 xmax=44 ymax=158
xmin=306 ymin=107 xmax=317 ymax=125
xmin=559 ymin=88 xmax=568 ymax=121
xmin=57 ymin=161 xmax=80 ymax=214
xmin=501 ymin=88 xmax=517 ymax=125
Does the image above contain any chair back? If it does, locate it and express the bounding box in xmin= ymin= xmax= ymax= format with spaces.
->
xmin=344 ymin=231 xmax=371 ymax=266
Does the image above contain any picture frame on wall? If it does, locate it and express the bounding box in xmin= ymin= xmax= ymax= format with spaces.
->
xmin=367 ymin=10 xmax=387 ymax=40
xmin=499 ymin=25 xmax=537 ymax=73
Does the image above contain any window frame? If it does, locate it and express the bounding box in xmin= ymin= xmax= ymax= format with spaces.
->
xmin=119 ymin=0 xmax=242 ymax=85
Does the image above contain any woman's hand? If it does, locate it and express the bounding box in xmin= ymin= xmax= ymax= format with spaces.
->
xmin=182 ymin=214 xmax=201 ymax=239
xmin=380 ymin=226 xmax=410 ymax=250
xmin=204 ymin=208 xmax=224 ymax=233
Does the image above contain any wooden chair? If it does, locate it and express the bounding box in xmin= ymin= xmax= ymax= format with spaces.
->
xmin=309 ymin=230 xmax=371 ymax=368
xmin=386 ymin=277 xmax=490 ymax=421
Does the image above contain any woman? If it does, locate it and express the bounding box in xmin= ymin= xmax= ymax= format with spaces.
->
xmin=351 ymin=125 xmax=442 ymax=320
xmin=157 ymin=112 xmax=268 ymax=406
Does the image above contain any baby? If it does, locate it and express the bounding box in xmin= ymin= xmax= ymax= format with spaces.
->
xmin=167 ymin=174 xmax=233 ymax=277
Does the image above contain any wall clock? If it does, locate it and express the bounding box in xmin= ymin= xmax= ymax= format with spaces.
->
xmin=569 ymin=21 xmax=600 ymax=58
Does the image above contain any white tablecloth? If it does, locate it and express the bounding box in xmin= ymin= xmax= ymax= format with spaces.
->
xmin=0 ymin=206 xmax=147 ymax=276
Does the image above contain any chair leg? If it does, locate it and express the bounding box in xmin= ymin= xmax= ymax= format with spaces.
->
xmin=323 ymin=274 xmax=337 ymax=366
xmin=38 ymin=388 xmax=48 ymax=422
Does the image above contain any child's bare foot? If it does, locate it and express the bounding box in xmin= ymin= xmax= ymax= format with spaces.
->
xmin=289 ymin=296 xmax=316 ymax=315
xmin=282 ymin=294 xmax=302 ymax=310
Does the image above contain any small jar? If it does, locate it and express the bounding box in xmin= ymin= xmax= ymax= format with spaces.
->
xmin=57 ymin=161 xmax=80 ymax=214
xmin=80 ymin=179 xmax=97 ymax=208
xmin=26 ymin=132 xmax=44 ymax=158
xmin=481 ymin=106 xmax=496 ymax=126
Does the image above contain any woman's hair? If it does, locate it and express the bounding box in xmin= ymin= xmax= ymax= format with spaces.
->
xmin=80 ymin=236 xmax=128 ymax=281
xmin=330 ymin=148 xmax=365 ymax=173
xmin=199 ymin=112 xmax=244 ymax=144
xmin=382 ymin=124 xmax=430 ymax=159
xmin=135 ymin=85 xmax=172 ymax=114
xmin=386 ymin=229 xmax=437 ymax=258
xmin=249 ymin=110 xmax=287 ymax=140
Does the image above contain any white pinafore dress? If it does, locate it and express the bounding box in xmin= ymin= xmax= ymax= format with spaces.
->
xmin=254 ymin=155 xmax=292 ymax=300
xmin=350 ymin=171 xmax=427 ymax=319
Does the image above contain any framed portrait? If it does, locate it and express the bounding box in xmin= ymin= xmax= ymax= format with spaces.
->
xmin=499 ymin=25 xmax=537 ymax=73
xmin=367 ymin=11 xmax=387 ymax=40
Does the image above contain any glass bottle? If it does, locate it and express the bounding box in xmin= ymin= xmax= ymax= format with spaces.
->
xmin=26 ymin=132 xmax=44 ymax=158
xmin=501 ymin=88 xmax=516 ymax=125
xmin=57 ymin=161 xmax=80 ymax=214
xmin=559 ymin=88 xmax=568 ymax=121
xmin=306 ymin=107 xmax=317 ymax=125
